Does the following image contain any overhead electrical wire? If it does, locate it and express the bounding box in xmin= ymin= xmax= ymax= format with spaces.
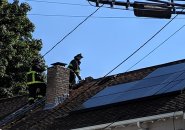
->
xmin=24 ymin=0 xmax=130 ymax=10
xmin=100 ymin=14 xmax=179 ymax=79
xmin=24 ymin=0 xmax=91 ymax=7
xmin=27 ymin=13 xmax=185 ymax=19
xmin=3 ymin=12 xmax=185 ymax=19
xmin=28 ymin=13 xmax=139 ymax=18
xmin=25 ymin=0 xmax=185 ymax=12
xmin=25 ymin=0 xmax=133 ymax=12
xmin=42 ymin=6 xmax=102 ymax=57
xmin=28 ymin=13 xmax=134 ymax=18
xmin=23 ymin=0 xmax=185 ymax=18
xmin=126 ymin=24 xmax=185 ymax=72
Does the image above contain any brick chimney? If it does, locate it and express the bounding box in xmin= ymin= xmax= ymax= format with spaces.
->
xmin=45 ymin=62 xmax=70 ymax=109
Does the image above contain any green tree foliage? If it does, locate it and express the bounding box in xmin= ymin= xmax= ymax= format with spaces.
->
xmin=0 ymin=0 xmax=46 ymax=98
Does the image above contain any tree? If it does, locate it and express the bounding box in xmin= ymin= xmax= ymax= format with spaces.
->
xmin=0 ymin=0 xmax=46 ymax=98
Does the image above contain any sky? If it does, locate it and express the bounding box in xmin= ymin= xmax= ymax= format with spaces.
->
xmin=9 ymin=0 xmax=185 ymax=79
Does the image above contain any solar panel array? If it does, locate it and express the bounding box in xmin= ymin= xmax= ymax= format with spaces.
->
xmin=79 ymin=63 xmax=185 ymax=109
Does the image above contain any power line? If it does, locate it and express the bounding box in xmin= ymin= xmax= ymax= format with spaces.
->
xmin=2 ymin=11 xmax=185 ymax=19
xmin=26 ymin=13 xmax=155 ymax=19
xmin=24 ymin=0 xmax=131 ymax=10
xmin=24 ymin=0 xmax=132 ymax=11
xmin=27 ymin=13 xmax=185 ymax=19
xmin=126 ymin=24 xmax=185 ymax=72
xmin=28 ymin=13 xmax=137 ymax=18
xmin=7 ymin=0 xmax=185 ymax=18
xmin=101 ymin=15 xmax=179 ymax=80
xmin=24 ymin=0 xmax=91 ymax=7
xmin=42 ymin=6 xmax=102 ymax=57
xmin=25 ymin=0 xmax=185 ymax=13
xmin=24 ymin=0 xmax=147 ymax=12
xmin=28 ymin=13 xmax=89 ymax=17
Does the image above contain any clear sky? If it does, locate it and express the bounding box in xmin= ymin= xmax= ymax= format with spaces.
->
xmin=9 ymin=0 xmax=185 ymax=79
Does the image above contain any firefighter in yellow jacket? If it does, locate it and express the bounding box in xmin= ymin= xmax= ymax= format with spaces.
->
xmin=27 ymin=69 xmax=46 ymax=104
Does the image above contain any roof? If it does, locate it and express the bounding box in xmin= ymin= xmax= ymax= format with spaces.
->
xmin=51 ymin=92 xmax=185 ymax=130
xmin=1 ymin=59 xmax=185 ymax=130
xmin=0 ymin=96 xmax=27 ymax=120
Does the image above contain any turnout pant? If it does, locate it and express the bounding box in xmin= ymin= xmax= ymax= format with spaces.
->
xmin=69 ymin=71 xmax=76 ymax=89
xmin=28 ymin=83 xmax=46 ymax=101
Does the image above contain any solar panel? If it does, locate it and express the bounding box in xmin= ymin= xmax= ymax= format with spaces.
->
xmin=130 ymin=73 xmax=173 ymax=90
xmin=79 ymin=63 xmax=185 ymax=110
xmin=82 ymin=93 xmax=121 ymax=109
xmin=146 ymin=63 xmax=185 ymax=78
xmin=81 ymin=81 xmax=139 ymax=108
xmin=94 ymin=81 xmax=138 ymax=98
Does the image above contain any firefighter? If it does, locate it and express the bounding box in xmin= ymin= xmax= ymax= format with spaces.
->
xmin=68 ymin=53 xmax=83 ymax=89
xmin=27 ymin=69 xmax=46 ymax=104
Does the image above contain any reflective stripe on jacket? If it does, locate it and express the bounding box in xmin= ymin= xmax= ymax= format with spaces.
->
xmin=27 ymin=71 xmax=44 ymax=85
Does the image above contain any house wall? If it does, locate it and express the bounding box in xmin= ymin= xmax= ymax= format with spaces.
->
xmin=110 ymin=117 xmax=185 ymax=130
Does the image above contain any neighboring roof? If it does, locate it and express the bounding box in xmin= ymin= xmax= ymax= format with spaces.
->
xmin=0 ymin=96 xmax=27 ymax=120
xmin=2 ymin=59 xmax=185 ymax=130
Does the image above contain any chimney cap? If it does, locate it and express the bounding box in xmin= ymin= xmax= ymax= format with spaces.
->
xmin=51 ymin=62 xmax=67 ymax=67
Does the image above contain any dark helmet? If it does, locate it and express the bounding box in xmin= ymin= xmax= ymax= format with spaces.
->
xmin=75 ymin=53 xmax=83 ymax=58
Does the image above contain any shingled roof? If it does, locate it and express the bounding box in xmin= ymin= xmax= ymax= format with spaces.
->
xmin=1 ymin=59 xmax=185 ymax=130
xmin=0 ymin=96 xmax=27 ymax=120
xmin=51 ymin=92 xmax=185 ymax=130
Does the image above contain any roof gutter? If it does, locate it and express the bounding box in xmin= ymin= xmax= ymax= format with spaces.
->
xmin=72 ymin=111 xmax=184 ymax=130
